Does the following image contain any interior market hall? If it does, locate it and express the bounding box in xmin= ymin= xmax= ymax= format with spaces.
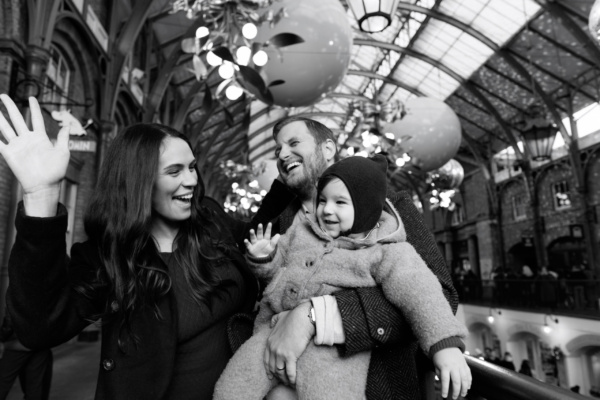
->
xmin=1 ymin=0 xmax=600 ymax=399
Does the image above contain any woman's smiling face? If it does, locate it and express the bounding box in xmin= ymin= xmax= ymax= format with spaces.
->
xmin=151 ymin=137 xmax=198 ymax=224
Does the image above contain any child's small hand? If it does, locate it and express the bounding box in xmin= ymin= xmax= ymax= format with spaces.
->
xmin=244 ymin=223 xmax=280 ymax=258
xmin=432 ymin=347 xmax=471 ymax=399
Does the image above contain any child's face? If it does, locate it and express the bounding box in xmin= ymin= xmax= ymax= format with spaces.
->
xmin=316 ymin=178 xmax=354 ymax=238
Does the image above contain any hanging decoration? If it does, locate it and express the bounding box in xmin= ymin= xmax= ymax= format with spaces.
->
xmin=428 ymin=159 xmax=464 ymax=191
xmin=348 ymin=98 xmax=404 ymax=135
xmin=51 ymin=110 xmax=93 ymax=136
xmin=174 ymin=0 xmax=305 ymax=104
xmin=383 ymin=97 xmax=462 ymax=172
xmin=338 ymin=98 xmax=409 ymax=164
xmin=426 ymin=159 xmax=464 ymax=210
xmin=248 ymin=0 xmax=353 ymax=107
xmin=589 ymin=0 xmax=600 ymax=44
xmin=219 ymin=159 xmax=269 ymax=218
xmin=252 ymin=158 xmax=279 ymax=191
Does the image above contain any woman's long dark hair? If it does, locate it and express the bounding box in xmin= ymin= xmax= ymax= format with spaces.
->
xmin=80 ymin=123 xmax=231 ymax=349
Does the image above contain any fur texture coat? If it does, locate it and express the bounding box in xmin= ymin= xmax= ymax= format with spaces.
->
xmin=214 ymin=200 xmax=467 ymax=400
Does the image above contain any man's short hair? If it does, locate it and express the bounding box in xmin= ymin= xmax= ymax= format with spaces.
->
xmin=272 ymin=116 xmax=339 ymax=161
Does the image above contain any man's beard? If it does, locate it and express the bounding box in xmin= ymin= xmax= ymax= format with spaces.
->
xmin=286 ymin=148 xmax=328 ymax=201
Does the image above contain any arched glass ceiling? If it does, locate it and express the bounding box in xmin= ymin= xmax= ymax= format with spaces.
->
xmin=137 ymin=0 xmax=600 ymax=191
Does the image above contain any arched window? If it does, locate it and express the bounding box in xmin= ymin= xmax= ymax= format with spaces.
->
xmin=42 ymin=46 xmax=71 ymax=111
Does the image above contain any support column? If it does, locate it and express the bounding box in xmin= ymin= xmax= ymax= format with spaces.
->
xmin=468 ymin=235 xmax=480 ymax=276
xmin=97 ymin=120 xmax=116 ymax=171
xmin=566 ymin=92 xmax=598 ymax=276
xmin=444 ymin=235 xmax=455 ymax=270
xmin=521 ymin=164 xmax=548 ymax=269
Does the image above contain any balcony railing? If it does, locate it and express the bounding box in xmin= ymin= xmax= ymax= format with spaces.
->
xmin=425 ymin=356 xmax=588 ymax=400
xmin=453 ymin=278 xmax=600 ymax=318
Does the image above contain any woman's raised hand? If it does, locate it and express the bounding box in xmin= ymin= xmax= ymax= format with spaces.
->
xmin=0 ymin=95 xmax=70 ymax=216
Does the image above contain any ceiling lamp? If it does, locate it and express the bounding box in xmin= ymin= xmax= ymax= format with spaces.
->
xmin=347 ymin=0 xmax=401 ymax=33
xmin=520 ymin=105 xmax=557 ymax=162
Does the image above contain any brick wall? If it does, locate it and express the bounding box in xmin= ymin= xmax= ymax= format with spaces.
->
xmin=462 ymin=170 xmax=490 ymax=220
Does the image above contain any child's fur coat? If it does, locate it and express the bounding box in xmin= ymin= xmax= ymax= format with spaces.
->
xmin=214 ymin=200 xmax=467 ymax=400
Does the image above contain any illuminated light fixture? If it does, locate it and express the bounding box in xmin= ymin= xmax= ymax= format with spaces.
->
xmin=520 ymin=105 xmax=557 ymax=162
xmin=236 ymin=46 xmax=252 ymax=66
xmin=195 ymin=26 xmax=209 ymax=38
xmin=346 ymin=0 xmax=401 ymax=33
xmin=252 ymin=50 xmax=269 ymax=66
xmin=242 ymin=22 xmax=258 ymax=39
xmin=206 ymin=51 xmax=223 ymax=66
xmin=487 ymin=308 xmax=501 ymax=324
xmin=543 ymin=314 xmax=559 ymax=334
xmin=225 ymin=84 xmax=244 ymax=100
xmin=218 ymin=62 xmax=235 ymax=79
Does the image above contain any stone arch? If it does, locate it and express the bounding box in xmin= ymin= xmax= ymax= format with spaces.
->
xmin=466 ymin=320 xmax=498 ymax=357
xmin=506 ymin=330 xmax=547 ymax=381
xmin=566 ymin=334 xmax=600 ymax=356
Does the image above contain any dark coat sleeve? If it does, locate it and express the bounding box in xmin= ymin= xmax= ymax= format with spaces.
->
xmin=333 ymin=191 xmax=458 ymax=355
xmin=7 ymin=203 xmax=105 ymax=350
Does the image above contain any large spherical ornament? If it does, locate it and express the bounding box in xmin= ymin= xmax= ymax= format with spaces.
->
xmin=384 ymin=97 xmax=462 ymax=172
xmin=253 ymin=158 xmax=279 ymax=191
xmin=251 ymin=0 xmax=352 ymax=107
xmin=429 ymin=159 xmax=464 ymax=190
xmin=590 ymin=0 xmax=600 ymax=44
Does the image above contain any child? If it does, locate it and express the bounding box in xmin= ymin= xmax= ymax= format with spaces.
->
xmin=214 ymin=155 xmax=470 ymax=400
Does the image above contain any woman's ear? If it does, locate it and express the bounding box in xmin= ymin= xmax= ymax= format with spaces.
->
xmin=322 ymin=139 xmax=337 ymax=163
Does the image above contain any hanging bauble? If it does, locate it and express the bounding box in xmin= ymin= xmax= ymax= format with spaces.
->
xmin=384 ymin=97 xmax=462 ymax=172
xmin=253 ymin=158 xmax=279 ymax=191
xmin=428 ymin=159 xmax=464 ymax=190
xmin=250 ymin=0 xmax=352 ymax=107
xmin=590 ymin=0 xmax=600 ymax=44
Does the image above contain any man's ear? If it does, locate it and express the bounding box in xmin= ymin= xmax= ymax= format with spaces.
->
xmin=322 ymin=139 xmax=337 ymax=163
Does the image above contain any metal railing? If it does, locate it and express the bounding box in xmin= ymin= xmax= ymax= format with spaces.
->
xmin=465 ymin=356 xmax=587 ymax=400
xmin=454 ymin=278 xmax=600 ymax=318
xmin=425 ymin=356 xmax=588 ymax=400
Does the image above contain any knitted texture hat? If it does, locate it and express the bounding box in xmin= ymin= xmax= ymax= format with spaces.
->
xmin=317 ymin=154 xmax=388 ymax=234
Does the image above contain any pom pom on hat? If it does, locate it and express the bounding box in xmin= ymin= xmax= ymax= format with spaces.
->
xmin=317 ymin=154 xmax=388 ymax=234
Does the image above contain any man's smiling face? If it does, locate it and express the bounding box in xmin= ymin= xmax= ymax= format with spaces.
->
xmin=274 ymin=121 xmax=329 ymax=196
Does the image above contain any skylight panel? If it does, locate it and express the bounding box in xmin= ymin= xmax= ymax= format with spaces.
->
xmin=417 ymin=68 xmax=459 ymax=100
xmin=394 ymin=57 xmax=431 ymax=88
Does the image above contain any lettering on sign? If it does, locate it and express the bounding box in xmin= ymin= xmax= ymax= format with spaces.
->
xmin=68 ymin=140 xmax=97 ymax=153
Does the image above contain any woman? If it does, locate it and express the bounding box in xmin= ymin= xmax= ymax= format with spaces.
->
xmin=0 ymin=95 xmax=290 ymax=399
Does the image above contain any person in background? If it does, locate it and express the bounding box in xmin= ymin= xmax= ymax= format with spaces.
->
xmin=499 ymin=351 xmax=515 ymax=371
xmin=483 ymin=347 xmax=501 ymax=366
xmin=0 ymin=311 xmax=53 ymax=400
xmin=517 ymin=265 xmax=536 ymax=307
xmin=518 ymin=359 xmax=534 ymax=378
xmin=215 ymin=155 xmax=470 ymax=400
xmin=255 ymin=116 xmax=459 ymax=399
xmin=0 ymin=94 xmax=292 ymax=400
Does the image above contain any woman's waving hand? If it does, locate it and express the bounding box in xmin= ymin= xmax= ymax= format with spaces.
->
xmin=0 ymin=95 xmax=70 ymax=217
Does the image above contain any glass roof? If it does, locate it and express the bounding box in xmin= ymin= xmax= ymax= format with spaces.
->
xmin=143 ymin=0 xmax=600 ymax=183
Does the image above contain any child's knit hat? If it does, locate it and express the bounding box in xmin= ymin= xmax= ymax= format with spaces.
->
xmin=317 ymin=154 xmax=388 ymax=234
